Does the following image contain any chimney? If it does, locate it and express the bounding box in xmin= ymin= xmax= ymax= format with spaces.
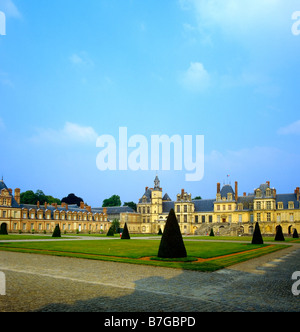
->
xmin=66 ymin=204 xmax=68 ymax=210
xmin=243 ymin=192 xmax=247 ymax=197
xmin=217 ymin=183 xmax=221 ymax=194
xmin=103 ymin=208 xmax=107 ymax=216
xmin=8 ymin=188 xmax=12 ymax=195
xmin=37 ymin=201 xmax=40 ymax=209
xmin=44 ymin=202 xmax=48 ymax=209
xmin=87 ymin=206 xmax=91 ymax=213
xmin=14 ymin=188 xmax=20 ymax=204
xmin=273 ymin=189 xmax=277 ymax=198
xmin=145 ymin=187 xmax=149 ymax=192
xmin=80 ymin=201 xmax=85 ymax=209
xmin=267 ymin=181 xmax=270 ymax=187
xmin=61 ymin=202 xmax=66 ymax=208
xmin=235 ymin=181 xmax=238 ymax=201
xmin=296 ymin=187 xmax=300 ymax=201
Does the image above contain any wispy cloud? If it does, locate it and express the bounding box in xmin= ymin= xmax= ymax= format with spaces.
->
xmin=0 ymin=0 xmax=22 ymax=19
xmin=180 ymin=62 xmax=211 ymax=92
xmin=69 ymin=52 xmax=94 ymax=68
xmin=179 ymin=0 xmax=297 ymax=42
xmin=278 ymin=120 xmax=300 ymax=136
xmin=30 ymin=122 xmax=98 ymax=145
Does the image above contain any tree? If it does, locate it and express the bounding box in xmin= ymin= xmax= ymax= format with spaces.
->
xmin=123 ymin=201 xmax=137 ymax=212
xmin=121 ymin=223 xmax=130 ymax=240
xmin=61 ymin=193 xmax=84 ymax=207
xmin=252 ymin=222 xmax=264 ymax=245
xmin=52 ymin=224 xmax=61 ymax=238
xmin=158 ymin=209 xmax=187 ymax=258
xmin=0 ymin=223 xmax=8 ymax=235
xmin=193 ymin=196 xmax=202 ymax=200
xmin=275 ymin=225 xmax=285 ymax=241
xmin=20 ymin=190 xmax=61 ymax=205
xmin=209 ymin=228 xmax=215 ymax=237
xmin=293 ymin=229 xmax=299 ymax=239
xmin=102 ymin=195 xmax=121 ymax=208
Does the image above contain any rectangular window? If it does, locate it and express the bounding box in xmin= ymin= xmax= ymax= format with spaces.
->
xmin=257 ymin=213 xmax=261 ymax=222
xmin=202 ymin=215 xmax=205 ymax=224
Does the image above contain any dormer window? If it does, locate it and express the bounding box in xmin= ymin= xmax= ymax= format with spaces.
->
xmin=288 ymin=202 xmax=294 ymax=209
xmin=256 ymin=189 xmax=262 ymax=198
xmin=227 ymin=193 xmax=233 ymax=201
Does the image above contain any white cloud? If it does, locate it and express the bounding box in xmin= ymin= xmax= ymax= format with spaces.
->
xmin=278 ymin=120 xmax=300 ymax=135
xmin=30 ymin=122 xmax=98 ymax=144
xmin=0 ymin=0 xmax=21 ymax=18
xmin=180 ymin=62 xmax=211 ymax=92
xmin=179 ymin=0 xmax=299 ymax=54
xmin=69 ymin=52 xmax=94 ymax=67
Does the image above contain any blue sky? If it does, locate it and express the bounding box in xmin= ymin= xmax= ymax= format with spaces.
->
xmin=0 ymin=0 xmax=300 ymax=206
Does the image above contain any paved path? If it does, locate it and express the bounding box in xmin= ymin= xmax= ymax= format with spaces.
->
xmin=0 ymin=244 xmax=299 ymax=312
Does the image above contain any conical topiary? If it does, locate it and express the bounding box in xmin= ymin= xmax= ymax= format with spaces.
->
xmin=0 ymin=223 xmax=8 ymax=235
xmin=52 ymin=224 xmax=61 ymax=238
xmin=275 ymin=225 xmax=285 ymax=241
xmin=158 ymin=209 xmax=187 ymax=258
xmin=158 ymin=228 xmax=163 ymax=236
xmin=121 ymin=223 xmax=130 ymax=240
xmin=251 ymin=222 xmax=264 ymax=245
xmin=209 ymin=228 xmax=215 ymax=237
xmin=293 ymin=229 xmax=299 ymax=239
xmin=107 ymin=225 xmax=116 ymax=237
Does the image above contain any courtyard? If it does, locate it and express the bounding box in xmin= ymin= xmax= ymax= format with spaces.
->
xmin=0 ymin=236 xmax=299 ymax=312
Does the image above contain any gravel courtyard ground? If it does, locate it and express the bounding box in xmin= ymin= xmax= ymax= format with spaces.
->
xmin=0 ymin=243 xmax=299 ymax=312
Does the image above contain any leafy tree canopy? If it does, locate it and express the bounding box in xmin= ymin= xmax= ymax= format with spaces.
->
xmin=61 ymin=193 xmax=84 ymax=207
xmin=102 ymin=195 xmax=121 ymax=207
xmin=20 ymin=190 xmax=61 ymax=205
xmin=123 ymin=201 xmax=137 ymax=211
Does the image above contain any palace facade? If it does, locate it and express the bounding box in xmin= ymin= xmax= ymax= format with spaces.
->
xmin=120 ymin=176 xmax=300 ymax=236
xmin=0 ymin=179 xmax=110 ymax=234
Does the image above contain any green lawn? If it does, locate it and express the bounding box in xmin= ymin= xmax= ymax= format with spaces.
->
xmin=0 ymin=239 xmax=287 ymax=272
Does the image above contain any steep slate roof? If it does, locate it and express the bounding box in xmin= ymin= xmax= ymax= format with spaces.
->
xmin=162 ymin=201 xmax=175 ymax=213
xmin=276 ymin=194 xmax=300 ymax=209
xmin=0 ymin=180 xmax=20 ymax=208
xmin=93 ymin=206 xmax=135 ymax=214
xmin=193 ymin=199 xmax=215 ymax=212
xmin=138 ymin=188 xmax=153 ymax=203
xmin=220 ymin=185 xmax=235 ymax=198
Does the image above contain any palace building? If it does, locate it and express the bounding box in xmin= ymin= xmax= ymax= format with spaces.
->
xmin=0 ymin=179 xmax=109 ymax=234
xmin=120 ymin=176 xmax=300 ymax=236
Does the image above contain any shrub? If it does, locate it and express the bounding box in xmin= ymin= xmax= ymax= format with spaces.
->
xmin=158 ymin=228 xmax=163 ymax=236
xmin=107 ymin=225 xmax=116 ymax=237
xmin=275 ymin=225 xmax=285 ymax=241
xmin=293 ymin=229 xmax=299 ymax=239
xmin=121 ymin=223 xmax=130 ymax=240
xmin=52 ymin=224 xmax=61 ymax=238
xmin=252 ymin=222 xmax=264 ymax=245
xmin=209 ymin=228 xmax=215 ymax=237
xmin=158 ymin=209 xmax=187 ymax=258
